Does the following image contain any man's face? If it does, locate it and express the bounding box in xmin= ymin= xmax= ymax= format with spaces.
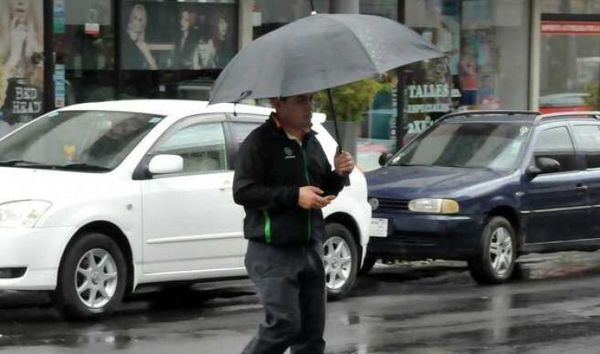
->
xmin=274 ymin=94 xmax=313 ymax=131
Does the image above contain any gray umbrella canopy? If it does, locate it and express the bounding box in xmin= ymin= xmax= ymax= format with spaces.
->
xmin=209 ymin=13 xmax=443 ymax=104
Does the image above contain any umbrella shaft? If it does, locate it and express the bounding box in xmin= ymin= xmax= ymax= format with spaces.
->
xmin=326 ymin=89 xmax=343 ymax=153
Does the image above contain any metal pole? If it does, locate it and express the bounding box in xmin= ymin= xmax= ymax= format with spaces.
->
xmin=43 ymin=0 xmax=54 ymax=112
xmin=396 ymin=70 xmax=407 ymax=150
xmin=114 ymin=0 xmax=122 ymax=100
xmin=396 ymin=0 xmax=406 ymax=151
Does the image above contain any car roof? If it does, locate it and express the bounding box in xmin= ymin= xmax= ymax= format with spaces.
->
xmin=57 ymin=99 xmax=327 ymax=124
xmin=441 ymin=111 xmax=539 ymax=124
xmin=439 ymin=110 xmax=600 ymax=125
xmin=58 ymin=99 xmax=273 ymax=118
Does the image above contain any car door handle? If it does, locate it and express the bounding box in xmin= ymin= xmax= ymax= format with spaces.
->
xmin=575 ymin=184 xmax=588 ymax=191
xmin=220 ymin=180 xmax=232 ymax=191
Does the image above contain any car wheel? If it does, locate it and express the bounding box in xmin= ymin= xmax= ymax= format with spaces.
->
xmin=358 ymin=256 xmax=377 ymax=276
xmin=54 ymin=232 xmax=127 ymax=320
xmin=324 ymin=222 xmax=358 ymax=300
xmin=468 ymin=216 xmax=516 ymax=285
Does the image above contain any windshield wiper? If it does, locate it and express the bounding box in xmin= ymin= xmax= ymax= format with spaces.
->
xmin=394 ymin=162 xmax=431 ymax=167
xmin=442 ymin=164 xmax=497 ymax=171
xmin=57 ymin=163 xmax=111 ymax=172
xmin=0 ymin=160 xmax=54 ymax=168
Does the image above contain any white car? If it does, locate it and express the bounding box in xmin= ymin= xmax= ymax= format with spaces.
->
xmin=0 ymin=100 xmax=371 ymax=319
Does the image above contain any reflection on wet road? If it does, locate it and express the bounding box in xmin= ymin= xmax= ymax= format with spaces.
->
xmin=4 ymin=252 xmax=600 ymax=353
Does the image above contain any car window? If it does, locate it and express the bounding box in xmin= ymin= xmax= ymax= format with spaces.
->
xmin=231 ymin=123 xmax=260 ymax=145
xmin=0 ymin=110 xmax=163 ymax=171
xmin=573 ymin=124 xmax=600 ymax=169
xmin=153 ymin=122 xmax=227 ymax=174
xmin=533 ymin=126 xmax=577 ymax=172
xmin=227 ymin=121 xmax=262 ymax=169
xmin=389 ymin=122 xmax=531 ymax=171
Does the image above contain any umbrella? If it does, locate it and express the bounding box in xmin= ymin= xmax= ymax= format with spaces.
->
xmin=209 ymin=13 xmax=444 ymax=147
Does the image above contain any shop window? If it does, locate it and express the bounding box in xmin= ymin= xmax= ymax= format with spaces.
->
xmin=542 ymin=0 xmax=600 ymax=14
xmin=252 ymin=0 xmax=330 ymax=39
xmin=458 ymin=0 xmax=530 ymax=111
xmin=120 ymin=1 xmax=237 ymax=100
xmin=0 ymin=0 xmax=45 ymax=138
xmin=539 ymin=15 xmax=600 ymax=113
xmin=359 ymin=0 xmax=398 ymax=20
xmin=354 ymin=0 xmax=531 ymax=172
xmin=56 ymin=0 xmax=115 ymax=106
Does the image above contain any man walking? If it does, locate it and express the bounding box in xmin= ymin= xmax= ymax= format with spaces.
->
xmin=233 ymin=93 xmax=354 ymax=354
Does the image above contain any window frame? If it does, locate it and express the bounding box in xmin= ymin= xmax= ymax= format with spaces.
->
xmin=529 ymin=123 xmax=580 ymax=174
xmin=223 ymin=114 xmax=266 ymax=170
xmin=133 ymin=113 xmax=228 ymax=180
xmin=572 ymin=122 xmax=600 ymax=170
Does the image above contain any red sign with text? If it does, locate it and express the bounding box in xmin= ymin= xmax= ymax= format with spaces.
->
xmin=542 ymin=21 xmax=600 ymax=35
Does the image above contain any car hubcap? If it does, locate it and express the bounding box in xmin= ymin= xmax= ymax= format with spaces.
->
xmin=324 ymin=236 xmax=352 ymax=290
xmin=489 ymin=227 xmax=513 ymax=276
xmin=75 ymin=248 xmax=118 ymax=309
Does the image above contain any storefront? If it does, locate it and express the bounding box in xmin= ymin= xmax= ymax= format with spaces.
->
xmin=0 ymin=0 xmax=240 ymax=137
xmin=0 ymin=0 xmax=599 ymax=172
xmin=535 ymin=1 xmax=600 ymax=114
xmin=356 ymin=0 xmax=599 ymax=170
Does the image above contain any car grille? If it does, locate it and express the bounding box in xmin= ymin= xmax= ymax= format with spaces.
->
xmin=378 ymin=198 xmax=409 ymax=210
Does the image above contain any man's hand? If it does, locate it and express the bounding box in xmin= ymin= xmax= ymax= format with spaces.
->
xmin=334 ymin=151 xmax=354 ymax=176
xmin=298 ymin=186 xmax=333 ymax=210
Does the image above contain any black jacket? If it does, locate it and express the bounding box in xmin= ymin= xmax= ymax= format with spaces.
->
xmin=233 ymin=115 xmax=346 ymax=246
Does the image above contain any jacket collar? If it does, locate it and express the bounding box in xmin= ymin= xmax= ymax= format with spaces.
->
xmin=268 ymin=112 xmax=317 ymax=142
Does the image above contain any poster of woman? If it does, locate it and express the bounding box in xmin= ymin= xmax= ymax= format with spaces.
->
xmin=211 ymin=10 xmax=235 ymax=68
xmin=121 ymin=1 xmax=236 ymax=70
xmin=0 ymin=0 xmax=44 ymax=138
xmin=122 ymin=3 xmax=158 ymax=70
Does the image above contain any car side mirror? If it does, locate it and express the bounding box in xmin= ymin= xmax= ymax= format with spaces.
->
xmin=537 ymin=157 xmax=561 ymax=173
xmin=148 ymin=154 xmax=184 ymax=175
xmin=379 ymin=152 xmax=393 ymax=166
xmin=525 ymin=164 xmax=541 ymax=178
xmin=527 ymin=156 xmax=561 ymax=177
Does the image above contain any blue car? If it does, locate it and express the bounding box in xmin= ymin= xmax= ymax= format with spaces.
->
xmin=365 ymin=110 xmax=600 ymax=284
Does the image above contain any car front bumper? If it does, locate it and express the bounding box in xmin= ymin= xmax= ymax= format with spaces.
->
xmin=367 ymin=212 xmax=484 ymax=260
xmin=0 ymin=226 xmax=73 ymax=290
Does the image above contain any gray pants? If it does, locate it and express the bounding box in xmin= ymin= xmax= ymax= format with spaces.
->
xmin=241 ymin=240 xmax=326 ymax=354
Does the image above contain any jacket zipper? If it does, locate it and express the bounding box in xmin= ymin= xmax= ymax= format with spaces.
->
xmin=301 ymin=146 xmax=312 ymax=241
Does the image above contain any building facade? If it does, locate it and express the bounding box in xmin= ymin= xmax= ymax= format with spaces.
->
xmin=0 ymin=0 xmax=598 ymax=169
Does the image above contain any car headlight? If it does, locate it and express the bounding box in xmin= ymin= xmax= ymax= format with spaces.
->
xmin=408 ymin=198 xmax=459 ymax=214
xmin=0 ymin=200 xmax=52 ymax=228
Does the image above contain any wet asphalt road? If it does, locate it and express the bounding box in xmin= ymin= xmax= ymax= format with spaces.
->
xmin=4 ymin=252 xmax=600 ymax=353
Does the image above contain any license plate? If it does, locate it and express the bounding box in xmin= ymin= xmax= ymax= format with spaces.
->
xmin=370 ymin=218 xmax=388 ymax=237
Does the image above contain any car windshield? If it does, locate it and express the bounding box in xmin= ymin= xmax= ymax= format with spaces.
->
xmin=389 ymin=121 xmax=532 ymax=171
xmin=0 ymin=110 xmax=164 ymax=171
